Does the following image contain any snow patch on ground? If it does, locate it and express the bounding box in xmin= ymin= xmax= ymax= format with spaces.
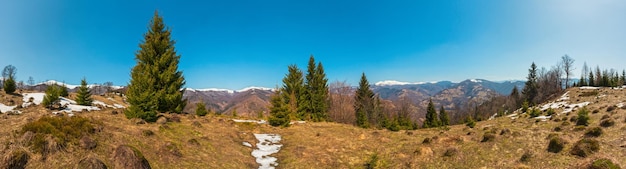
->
xmin=534 ymin=115 xmax=551 ymax=121
xmin=538 ymin=91 xmax=590 ymax=116
xmin=617 ymin=103 xmax=624 ymax=108
xmin=233 ymin=119 xmax=267 ymax=124
xmin=289 ymin=121 xmax=306 ymax=125
xmin=252 ymin=134 xmax=282 ymax=169
xmin=488 ymin=113 xmax=498 ymax=120
xmin=243 ymin=142 xmax=253 ymax=148
xmin=22 ymin=93 xmax=45 ymax=105
xmin=580 ymin=86 xmax=601 ymax=90
xmin=0 ymin=103 xmax=17 ymax=113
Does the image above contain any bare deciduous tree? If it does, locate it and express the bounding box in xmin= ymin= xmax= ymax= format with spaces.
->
xmin=560 ymin=55 xmax=575 ymax=88
xmin=328 ymin=81 xmax=355 ymax=124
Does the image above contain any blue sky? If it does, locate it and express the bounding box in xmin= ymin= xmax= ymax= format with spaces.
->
xmin=1 ymin=0 xmax=626 ymax=89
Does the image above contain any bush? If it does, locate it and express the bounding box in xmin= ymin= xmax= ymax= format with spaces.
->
xmin=606 ymin=106 xmax=617 ymax=112
xmin=195 ymin=102 xmax=208 ymax=116
xmin=3 ymin=76 xmax=16 ymax=94
xmin=547 ymin=137 xmax=567 ymax=153
xmin=422 ymin=137 xmax=432 ymax=144
xmin=521 ymin=101 xmax=529 ymax=113
xmin=42 ymin=85 xmax=61 ymax=109
xmin=589 ymin=158 xmax=621 ymax=169
xmin=481 ymin=133 xmax=496 ymax=142
xmin=520 ymin=151 xmax=533 ymax=163
xmin=365 ymin=153 xmax=380 ymax=169
xmin=600 ymin=119 xmax=615 ymax=127
xmin=443 ymin=147 xmax=459 ymax=157
xmin=584 ymin=127 xmax=603 ymax=137
xmin=571 ymin=138 xmax=600 ymax=157
xmin=546 ymin=108 xmax=556 ymax=116
xmin=529 ymin=108 xmax=541 ymax=118
xmin=577 ymin=107 xmax=590 ymax=126
xmin=466 ymin=117 xmax=476 ymax=128
xmin=21 ymin=116 xmax=95 ymax=154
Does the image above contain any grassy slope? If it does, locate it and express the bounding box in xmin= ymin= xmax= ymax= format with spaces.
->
xmin=0 ymin=87 xmax=624 ymax=168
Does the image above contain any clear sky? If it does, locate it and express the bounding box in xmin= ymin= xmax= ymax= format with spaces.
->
xmin=1 ymin=0 xmax=626 ymax=89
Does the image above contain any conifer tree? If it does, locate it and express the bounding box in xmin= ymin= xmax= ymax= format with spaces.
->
xmin=3 ymin=75 xmax=16 ymax=94
xmin=269 ymin=89 xmax=290 ymax=127
xmin=126 ymin=11 xmax=186 ymax=122
xmin=195 ymin=102 xmax=208 ymax=116
xmin=588 ymin=71 xmax=595 ymax=87
xmin=42 ymin=84 xmax=60 ymax=109
xmin=439 ymin=105 xmax=449 ymax=126
xmin=59 ymin=83 xmax=69 ymax=97
xmin=75 ymin=78 xmax=93 ymax=106
xmin=303 ymin=55 xmax=329 ymax=122
xmin=354 ymin=73 xmax=375 ymax=128
xmin=423 ymin=99 xmax=440 ymax=128
xmin=281 ymin=65 xmax=305 ymax=120
xmin=522 ymin=62 xmax=539 ymax=105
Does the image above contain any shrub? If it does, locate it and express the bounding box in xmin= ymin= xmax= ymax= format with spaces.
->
xmin=606 ymin=106 xmax=617 ymax=112
xmin=21 ymin=116 xmax=95 ymax=154
xmin=589 ymin=158 xmax=621 ymax=169
xmin=2 ymin=149 xmax=29 ymax=169
xmin=443 ymin=147 xmax=459 ymax=157
xmin=584 ymin=127 xmax=603 ymax=137
xmin=481 ymin=133 xmax=496 ymax=142
xmin=521 ymin=101 xmax=529 ymax=113
xmin=466 ymin=117 xmax=476 ymax=128
xmin=520 ymin=151 xmax=533 ymax=163
xmin=546 ymin=108 xmax=556 ymax=116
xmin=529 ymin=108 xmax=541 ymax=118
xmin=577 ymin=107 xmax=590 ymax=126
xmin=3 ymin=76 xmax=16 ymax=94
xmin=42 ymin=85 xmax=61 ymax=109
xmin=195 ymin=102 xmax=208 ymax=116
xmin=365 ymin=153 xmax=380 ymax=169
xmin=547 ymin=137 xmax=567 ymax=153
xmin=571 ymin=138 xmax=600 ymax=157
xmin=422 ymin=137 xmax=432 ymax=144
xmin=600 ymin=119 xmax=615 ymax=127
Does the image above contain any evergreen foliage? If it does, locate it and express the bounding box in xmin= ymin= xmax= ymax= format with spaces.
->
xmin=75 ymin=78 xmax=93 ymax=106
xmin=423 ymin=99 xmax=440 ymax=128
xmin=576 ymin=107 xmax=590 ymax=126
xmin=589 ymin=71 xmax=595 ymax=87
xmin=281 ymin=65 xmax=305 ymax=120
xmin=522 ymin=62 xmax=539 ymax=105
xmin=354 ymin=73 xmax=376 ymax=128
xmin=269 ymin=89 xmax=290 ymax=127
xmin=3 ymin=76 xmax=16 ymax=94
xmin=42 ymin=85 xmax=60 ymax=109
xmin=195 ymin=102 xmax=208 ymax=116
xmin=303 ymin=56 xmax=329 ymax=122
xmin=59 ymin=84 xmax=69 ymax=97
xmin=125 ymin=11 xmax=186 ymax=122
xmin=439 ymin=106 xmax=449 ymax=126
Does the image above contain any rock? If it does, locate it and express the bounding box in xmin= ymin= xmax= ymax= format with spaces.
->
xmin=132 ymin=119 xmax=146 ymax=125
xmin=168 ymin=115 xmax=181 ymax=123
xmin=156 ymin=117 xmax=167 ymax=124
xmin=191 ymin=121 xmax=202 ymax=128
xmin=2 ymin=149 xmax=29 ymax=169
xmin=76 ymin=157 xmax=107 ymax=169
xmin=79 ymin=136 xmax=97 ymax=150
xmin=111 ymin=145 xmax=151 ymax=169
xmin=111 ymin=110 xmax=118 ymax=115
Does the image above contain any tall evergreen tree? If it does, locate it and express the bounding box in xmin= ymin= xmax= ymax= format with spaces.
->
xmin=3 ymin=76 xmax=16 ymax=94
xmin=75 ymin=78 xmax=93 ymax=106
xmin=281 ymin=65 xmax=305 ymax=120
xmin=588 ymin=71 xmax=595 ymax=87
xmin=510 ymin=86 xmax=521 ymax=108
xmin=423 ymin=99 xmax=440 ymax=128
xmin=439 ymin=105 xmax=449 ymax=126
xmin=59 ymin=83 xmax=69 ymax=97
xmin=522 ymin=62 xmax=539 ymax=105
xmin=42 ymin=84 xmax=60 ymax=109
xmin=622 ymin=70 xmax=626 ymax=86
xmin=354 ymin=73 xmax=375 ymax=128
xmin=303 ymin=55 xmax=329 ymax=122
xmin=269 ymin=89 xmax=290 ymax=127
xmin=126 ymin=11 xmax=186 ymax=122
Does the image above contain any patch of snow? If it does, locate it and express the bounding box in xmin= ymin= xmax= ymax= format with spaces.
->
xmin=617 ymin=103 xmax=624 ymax=108
xmin=289 ymin=121 xmax=306 ymax=125
xmin=233 ymin=119 xmax=267 ymax=124
xmin=580 ymin=86 xmax=601 ymax=90
xmin=237 ymin=86 xmax=274 ymax=93
xmin=0 ymin=103 xmax=17 ymax=113
xmin=374 ymin=80 xmax=427 ymax=86
xmin=22 ymin=93 xmax=45 ymax=105
xmin=243 ymin=142 xmax=253 ymax=148
xmin=557 ymin=91 xmax=570 ymax=101
xmin=561 ymin=102 xmax=591 ymax=114
xmin=541 ymin=101 xmax=568 ymax=111
xmin=534 ymin=115 xmax=551 ymax=122
xmin=252 ymin=134 xmax=282 ymax=169
xmin=488 ymin=113 xmax=498 ymax=120
xmin=113 ymin=104 xmax=125 ymax=108
xmin=470 ymin=79 xmax=483 ymax=83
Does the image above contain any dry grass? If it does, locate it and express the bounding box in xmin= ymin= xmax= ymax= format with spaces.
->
xmin=0 ymin=88 xmax=624 ymax=168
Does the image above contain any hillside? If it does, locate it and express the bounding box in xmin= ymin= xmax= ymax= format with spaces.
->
xmin=0 ymin=86 xmax=624 ymax=168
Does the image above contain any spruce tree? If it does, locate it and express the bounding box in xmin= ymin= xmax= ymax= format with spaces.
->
xmin=195 ymin=102 xmax=208 ymax=116
xmin=423 ymin=99 xmax=440 ymax=128
xmin=522 ymin=62 xmax=539 ymax=105
xmin=439 ymin=105 xmax=449 ymax=126
xmin=75 ymin=78 xmax=93 ymax=106
xmin=3 ymin=76 xmax=16 ymax=94
xmin=354 ymin=73 xmax=375 ymax=128
xmin=59 ymin=83 xmax=69 ymax=97
xmin=281 ymin=65 xmax=305 ymax=120
xmin=303 ymin=55 xmax=330 ymax=122
xmin=42 ymin=84 xmax=60 ymax=109
xmin=589 ymin=71 xmax=595 ymax=87
xmin=269 ymin=89 xmax=290 ymax=127
xmin=126 ymin=11 xmax=186 ymax=122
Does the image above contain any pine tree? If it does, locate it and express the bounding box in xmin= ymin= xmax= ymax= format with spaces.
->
xmin=621 ymin=70 xmax=626 ymax=86
xmin=195 ymin=102 xmax=208 ymax=116
xmin=281 ymin=65 xmax=305 ymax=120
xmin=522 ymin=62 xmax=539 ymax=105
xmin=75 ymin=78 xmax=93 ymax=106
xmin=589 ymin=71 xmax=595 ymax=87
xmin=510 ymin=86 xmax=521 ymax=108
xmin=3 ymin=76 xmax=16 ymax=94
xmin=126 ymin=11 xmax=186 ymax=122
xmin=303 ymin=55 xmax=330 ymax=122
xmin=579 ymin=75 xmax=587 ymax=87
xmin=423 ymin=99 xmax=440 ymax=128
xmin=269 ymin=89 xmax=290 ymax=127
xmin=354 ymin=73 xmax=375 ymax=128
xmin=42 ymin=84 xmax=60 ymax=109
xmin=59 ymin=83 xmax=69 ymax=97
xmin=439 ymin=105 xmax=449 ymax=126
